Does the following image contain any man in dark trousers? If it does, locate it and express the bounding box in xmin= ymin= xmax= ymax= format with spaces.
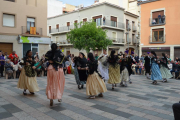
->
xmin=134 ymin=54 xmax=139 ymax=63
xmin=144 ymin=52 xmax=151 ymax=79
xmin=173 ymin=102 xmax=180 ymax=120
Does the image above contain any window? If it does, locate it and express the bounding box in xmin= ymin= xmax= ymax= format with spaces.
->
xmin=74 ymin=20 xmax=78 ymax=23
xmin=83 ymin=18 xmax=87 ymax=22
xmin=27 ymin=17 xmax=35 ymax=32
xmin=112 ymin=32 xmax=116 ymax=42
xmin=152 ymin=28 xmax=164 ymax=42
xmin=126 ymin=19 xmax=129 ymax=29
xmin=93 ymin=15 xmax=102 ymax=26
xmin=111 ymin=16 xmax=117 ymax=27
xmin=67 ymin=22 xmax=70 ymax=26
xmin=3 ymin=14 xmax=15 ymax=27
xmin=49 ymin=26 xmax=51 ymax=33
xmin=152 ymin=10 xmax=165 ymax=24
xmin=56 ymin=24 xmax=59 ymax=29
xmin=4 ymin=0 xmax=15 ymax=2
xmin=23 ymin=44 xmax=38 ymax=57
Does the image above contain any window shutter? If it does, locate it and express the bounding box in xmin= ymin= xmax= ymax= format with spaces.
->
xmin=67 ymin=22 xmax=70 ymax=26
xmin=3 ymin=14 xmax=15 ymax=27
xmin=74 ymin=20 xmax=78 ymax=23
xmin=93 ymin=15 xmax=102 ymax=19
xmin=111 ymin=16 xmax=117 ymax=22
xmin=56 ymin=24 xmax=59 ymax=29
xmin=83 ymin=18 xmax=87 ymax=22
xmin=152 ymin=11 xmax=164 ymax=19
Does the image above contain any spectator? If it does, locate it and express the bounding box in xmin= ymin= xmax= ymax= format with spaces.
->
xmin=152 ymin=19 xmax=156 ymax=24
xmin=41 ymin=61 xmax=48 ymax=76
xmin=162 ymin=15 xmax=165 ymax=23
xmin=175 ymin=57 xmax=179 ymax=62
xmin=172 ymin=102 xmax=180 ymax=120
xmin=139 ymin=60 xmax=143 ymax=75
xmin=41 ymin=54 xmax=45 ymax=61
xmin=167 ymin=55 xmax=171 ymax=61
xmin=9 ymin=51 xmax=18 ymax=62
xmin=103 ymin=16 xmax=106 ymax=25
xmin=158 ymin=13 xmax=162 ymax=23
xmin=134 ymin=54 xmax=139 ymax=63
xmin=95 ymin=53 xmax=99 ymax=60
xmin=135 ymin=63 xmax=139 ymax=74
xmin=140 ymin=55 xmax=144 ymax=63
xmin=168 ymin=61 xmax=173 ymax=71
xmin=5 ymin=59 xmax=13 ymax=79
xmin=0 ymin=51 xmax=5 ymax=77
xmin=171 ymin=61 xmax=180 ymax=78
xmin=34 ymin=58 xmax=41 ymax=77
xmin=34 ymin=52 xmax=39 ymax=59
xmin=13 ymin=57 xmax=18 ymax=65
xmin=4 ymin=52 xmax=8 ymax=59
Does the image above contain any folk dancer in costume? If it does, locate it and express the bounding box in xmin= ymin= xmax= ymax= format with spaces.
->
xmin=119 ymin=53 xmax=129 ymax=87
xmin=159 ymin=53 xmax=173 ymax=82
xmin=86 ymin=53 xmax=107 ymax=99
xmin=33 ymin=43 xmax=65 ymax=106
xmin=150 ymin=51 xmax=162 ymax=85
xmin=144 ymin=52 xmax=151 ymax=79
xmin=126 ymin=51 xmax=136 ymax=84
xmin=76 ymin=52 xmax=88 ymax=89
xmin=17 ymin=50 xmax=39 ymax=95
xmin=108 ymin=50 xmax=121 ymax=89
xmin=98 ymin=49 xmax=109 ymax=82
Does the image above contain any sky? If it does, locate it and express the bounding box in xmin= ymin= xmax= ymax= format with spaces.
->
xmin=59 ymin=0 xmax=95 ymax=7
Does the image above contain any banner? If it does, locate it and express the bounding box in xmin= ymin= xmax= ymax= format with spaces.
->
xmin=19 ymin=36 xmax=51 ymax=44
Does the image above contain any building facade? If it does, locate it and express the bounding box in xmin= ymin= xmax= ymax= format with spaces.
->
xmin=48 ymin=0 xmax=63 ymax=18
xmin=139 ymin=0 xmax=180 ymax=59
xmin=48 ymin=2 xmax=138 ymax=56
xmin=0 ymin=0 xmax=51 ymax=59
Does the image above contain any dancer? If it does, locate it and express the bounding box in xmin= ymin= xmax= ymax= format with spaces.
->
xmin=33 ymin=43 xmax=65 ymax=106
xmin=17 ymin=50 xmax=39 ymax=95
xmin=126 ymin=51 xmax=135 ymax=84
xmin=150 ymin=51 xmax=162 ymax=85
xmin=144 ymin=52 xmax=151 ymax=79
xmin=98 ymin=49 xmax=109 ymax=82
xmin=119 ymin=53 xmax=129 ymax=87
xmin=77 ymin=52 xmax=88 ymax=89
xmin=160 ymin=53 xmax=173 ymax=82
xmin=108 ymin=50 xmax=121 ymax=89
xmin=86 ymin=53 xmax=107 ymax=99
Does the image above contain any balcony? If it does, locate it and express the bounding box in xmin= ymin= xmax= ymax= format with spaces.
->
xmin=149 ymin=35 xmax=166 ymax=44
xmin=50 ymin=25 xmax=74 ymax=35
xmin=132 ymin=26 xmax=137 ymax=32
xmin=126 ymin=38 xmax=132 ymax=44
xmin=150 ymin=16 xmax=166 ymax=26
xmin=22 ymin=26 xmax=42 ymax=37
xmin=108 ymin=37 xmax=125 ymax=44
xmin=126 ymin=23 xmax=131 ymax=31
xmin=101 ymin=20 xmax=125 ymax=30
xmin=132 ymin=38 xmax=139 ymax=44
xmin=56 ymin=40 xmax=72 ymax=46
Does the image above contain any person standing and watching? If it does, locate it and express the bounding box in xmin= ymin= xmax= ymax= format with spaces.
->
xmin=134 ymin=54 xmax=139 ymax=63
xmin=34 ymin=52 xmax=39 ymax=59
xmin=9 ymin=51 xmax=18 ymax=62
xmin=0 ymin=51 xmax=5 ymax=77
xmin=158 ymin=13 xmax=162 ymax=23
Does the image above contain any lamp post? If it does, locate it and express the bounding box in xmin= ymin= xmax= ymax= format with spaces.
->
xmin=125 ymin=32 xmax=129 ymax=54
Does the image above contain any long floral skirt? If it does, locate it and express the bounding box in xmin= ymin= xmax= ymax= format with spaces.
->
xmin=46 ymin=65 xmax=65 ymax=100
xmin=86 ymin=72 xmax=107 ymax=96
xmin=108 ymin=64 xmax=121 ymax=84
xmin=17 ymin=68 xmax=39 ymax=92
xmin=151 ymin=63 xmax=162 ymax=81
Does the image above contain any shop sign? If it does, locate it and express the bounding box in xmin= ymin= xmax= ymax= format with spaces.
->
xmin=19 ymin=36 xmax=51 ymax=44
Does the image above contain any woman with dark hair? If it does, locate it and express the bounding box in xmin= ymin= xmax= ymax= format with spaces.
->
xmin=33 ymin=43 xmax=65 ymax=106
xmin=75 ymin=52 xmax=88 ymax=89
xmin=108 ymin=50 xmax=121 ymax=89
xmin=150 ymin=51 xmax=162 ymax=85
xmin=17 ymin=50 xmax=39 ymax=95
xmin=86 ymin=53 xmax=107 ymax=99
xmin=159 ymin=53 xmax=173 ymax=82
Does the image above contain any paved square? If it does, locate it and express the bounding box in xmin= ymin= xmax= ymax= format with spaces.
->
xmin=0 ymin=75 xmax=178 ymax=120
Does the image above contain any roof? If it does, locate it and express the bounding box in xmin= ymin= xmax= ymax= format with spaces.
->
xmin=48 ymin=2 xmax=125 ymax=19
xmin=124 ymin=11 xmax=139 ymax=18
xmin=138 ymin=0 xmax=160 ymax=5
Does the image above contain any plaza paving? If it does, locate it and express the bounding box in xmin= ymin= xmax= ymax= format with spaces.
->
xmin=0 ymin=74 xmax=179 ymax=120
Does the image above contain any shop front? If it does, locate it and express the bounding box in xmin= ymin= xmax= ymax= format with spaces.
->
xmin=142 ymin=47 xmax=170 ymax=57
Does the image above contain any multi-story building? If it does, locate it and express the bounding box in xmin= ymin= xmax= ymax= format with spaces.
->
xmin=48 ymin=2 xmax=132 ymax=56
xmin=138 ymin=0 xmax=180 ymax=59
xmin=0 ymin=0 xmax=51 ymax=59
xmin=48 ymin=0 xmax=63 ymax=18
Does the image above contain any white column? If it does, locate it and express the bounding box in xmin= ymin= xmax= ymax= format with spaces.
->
xmin=139 ymin=45 xmax=142 ymax=57
xmin=170 ymin=46 xmax=174 ymax=60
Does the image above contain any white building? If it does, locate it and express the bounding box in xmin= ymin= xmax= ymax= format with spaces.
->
xmin=48 ymin=0 xmax=63 ymax=18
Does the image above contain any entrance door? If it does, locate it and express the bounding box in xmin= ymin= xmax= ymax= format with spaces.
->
xmin=0 ymin=43 xmax=13 ymax=55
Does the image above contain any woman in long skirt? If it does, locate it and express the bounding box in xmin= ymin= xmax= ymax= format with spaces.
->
xmin=108 ymin=50 xmax=121 ymax=89
xmin=150 ymin=51 xmax=162 ymax=85
xmin=33 ymin=43 xmax=65 ymax=106
xmin=160 ymin=53 xmax=173 ymax=82
xmin=86 ymin=53 xmax=107 ymax=99
xmin=17 ymin=50 xmax=39 ymax=95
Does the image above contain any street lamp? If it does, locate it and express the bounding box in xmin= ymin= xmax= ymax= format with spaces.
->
xmin=125 ymin=32 xmax=129 ymax=54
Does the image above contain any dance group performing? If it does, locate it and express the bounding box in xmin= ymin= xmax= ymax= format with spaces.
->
xmin=17 ymin=43 xmax=173 ymax=106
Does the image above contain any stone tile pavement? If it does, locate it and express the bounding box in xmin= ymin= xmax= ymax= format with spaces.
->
xmin=0 ymin=74 xmax=179 ymax=120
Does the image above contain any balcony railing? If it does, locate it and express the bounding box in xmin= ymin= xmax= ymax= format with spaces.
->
xmin=149 ymin=35 xmax=165 ymax=43
xmin=132 ymin=26 xmax=137 ymax=32
xmin=126 ymin=23 xmax=131 ymax=31
xmin=50 ymin=25 xmax=74 ymax=34
xmin=132 ymin=38 xmax=139 ymax=44
xmin=22 ymin=26 xmax=42 ymax=36
xmin=102 ymin=20 xmax=125 ymax=29
xmin=108 ymin=37 xmax=125 ymax=44
xmin=57 ymin=40 xmax=72 ymax=45
xmin=126 ymin=38 xmax=131 ymax=44
xmin=150 ymin=16 xmax=166 ymax=26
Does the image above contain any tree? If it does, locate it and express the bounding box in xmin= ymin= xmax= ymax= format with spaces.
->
xmin=67 ymin=21 xmax=112 ymax=52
